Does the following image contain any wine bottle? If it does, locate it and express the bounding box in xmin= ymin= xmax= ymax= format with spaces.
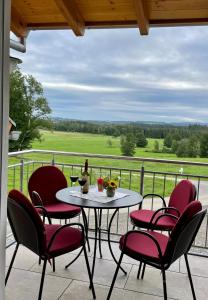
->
xmin=82 ymin=159 xmax=89 ymax=194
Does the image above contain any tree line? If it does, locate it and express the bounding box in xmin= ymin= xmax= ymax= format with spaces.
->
xmin=54 ymin=119 xmax=208 ymax=157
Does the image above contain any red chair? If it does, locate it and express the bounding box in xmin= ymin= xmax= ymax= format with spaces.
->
xmin=28 ymin=165 xmax=90 ymax=254
xmin=130 ymin=179 xmax=196 ymax=278
xmin=6 ymin=189 xmax=96 ymax=300
xmin=28 ymin=165 xmax=81 ymax=220
xmin=130 ymin=179 xmax=196 ymax=231
xmin=107 ymin=201 xmax=206 ymax=300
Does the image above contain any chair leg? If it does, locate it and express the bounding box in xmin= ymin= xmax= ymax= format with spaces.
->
xmin=141 ymin=263 xmax=146 ymax=279
xmin=83 ymin=244 xmax=96 ymax=299
xmin=184 ymin=254 xmax=196 ymax=300
xmin=65 ymin=248 xmax=83 ymax=269
xmin=38 ymin=258 xmax=47 ymax=300
xmin=161 ymin=267 xmax=168 ymax=300
xmin=137 ymin=262 xmax=142 ymax=279
xmin=107 ymin=252 xmax=124 ymax=300
xmin=5 ymin=243 xmax=19 ymax=285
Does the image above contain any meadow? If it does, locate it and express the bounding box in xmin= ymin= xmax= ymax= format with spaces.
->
xmin=8 ymin=130 xmax=208 ymax=196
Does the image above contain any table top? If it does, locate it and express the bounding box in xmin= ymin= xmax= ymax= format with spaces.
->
xmin=56 ymin=186 xmax=142 ymax=209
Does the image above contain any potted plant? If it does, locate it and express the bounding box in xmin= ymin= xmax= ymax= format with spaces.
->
xmin=103 ymin=177 xmax=118 ymax=197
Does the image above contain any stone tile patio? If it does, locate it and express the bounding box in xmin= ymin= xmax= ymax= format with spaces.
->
xmin=5 ymin=240 xmax=208 ymax=300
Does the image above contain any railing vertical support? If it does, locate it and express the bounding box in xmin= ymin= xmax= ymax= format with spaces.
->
xmin=51 ymin=155 xmax=55 ymax=166
xmin=139 ymin=164 xmax=144 ymax=209
xmin=140 ymin=165 xmax=144 ymax=196
xmin=20 ymin=159 xmax=24 ymax=192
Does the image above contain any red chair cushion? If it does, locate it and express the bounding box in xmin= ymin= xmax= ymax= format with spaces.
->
xmin=120 ymin=231 xmax=168 ymax=262
xmin=130 ymin=209 xmax=177 ymax=230
xmin=45 ymin=224 xmax=83 ymax=257
xmin=44 ymin=203 xmax=81 ymax=218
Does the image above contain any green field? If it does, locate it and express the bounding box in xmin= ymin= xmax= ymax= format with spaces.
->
xmin=8 ymin=130 xmax=208 ymax=196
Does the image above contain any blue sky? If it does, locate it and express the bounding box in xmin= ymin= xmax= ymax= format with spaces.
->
xmin=12 ymin=26 xmax=208 ymax=123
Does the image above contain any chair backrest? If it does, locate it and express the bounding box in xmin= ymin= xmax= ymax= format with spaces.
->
xmin=164 ymin=201 xmax=206 ymax=265
xmin=168 ymin=180 xmax=196 ymax=215
xmin=28 ymin=165 xmax=68 ymax=205
xmin=8 ymin=189 xmax=46 ymax=256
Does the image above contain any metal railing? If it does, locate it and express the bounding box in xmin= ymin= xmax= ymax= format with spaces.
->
xmin=7 ymin=149 xmax=208 ymax=254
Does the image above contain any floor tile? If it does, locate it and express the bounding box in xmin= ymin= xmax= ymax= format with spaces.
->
xmin=6 ymin=268 xmax=71 ymax=300
xmin=6 ymin=244 xmax=37 ymax=271
xmin=180 ymin=254 xmax=208 ymax=277
xmin=125 ymin=264 xmax=208 ymax=300
xmin=60 ymin=280 xmax=165 ymax=300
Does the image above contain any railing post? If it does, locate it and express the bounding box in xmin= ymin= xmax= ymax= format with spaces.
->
xmin=140 ymin=164 xmax=144 ymax=195
xmin=20 ymin=159 xmax=24 ymax=192
xmin=51 ymin=155 xmax=55 ymax=166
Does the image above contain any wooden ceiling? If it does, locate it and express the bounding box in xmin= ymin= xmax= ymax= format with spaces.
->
xmin=11 ymin=0 xmax=208 ymax=38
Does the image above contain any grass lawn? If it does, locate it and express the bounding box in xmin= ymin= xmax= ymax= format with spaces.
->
xmin=30 ymin=130 xmax=208 ymax=173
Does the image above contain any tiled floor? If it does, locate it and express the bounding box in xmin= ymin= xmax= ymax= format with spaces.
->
xmin=5 ymin=240 xmax=208 ymax=300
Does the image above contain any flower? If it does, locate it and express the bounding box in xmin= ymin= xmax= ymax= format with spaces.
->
xmin=103 ymin=177 xmax=118 ymax=190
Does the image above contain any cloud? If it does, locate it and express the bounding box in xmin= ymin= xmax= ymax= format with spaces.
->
xmin=11 ymin=26 xmax=208 ymax=123
xmin=42 ymin=82 xmax=134 ymax=93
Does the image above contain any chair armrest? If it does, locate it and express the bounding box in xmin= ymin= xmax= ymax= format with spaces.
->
xmin=149 ymin=207 xmax=180 ymax=227
xmin=47 ymin=223 xmax=85 ymax=252
xmin=122 ymin=230 xmax=163 ymax=260
xmin=141 ymin=194 xmax=166 ymax=208
xmin=31 ymin=191 xmax=44 ymax=207
xmin=35 ymin=205 xmax=52 ymax=225
xmin=150 ymin=213 xmax=179 ymax=229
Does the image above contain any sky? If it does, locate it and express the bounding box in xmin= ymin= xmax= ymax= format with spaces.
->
xmin=12 ymin=26 xmax=208 ymax=123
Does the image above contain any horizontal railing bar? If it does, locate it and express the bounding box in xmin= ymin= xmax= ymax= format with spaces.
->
xmin=8 ymin=149 xmax=208 ymax=167
xmin=8 ymin=159 xmax=208 ymax=180
xmin=144 ymin=170 xmax=208 ymax=180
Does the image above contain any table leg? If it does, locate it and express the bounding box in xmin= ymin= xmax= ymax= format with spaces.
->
xmin=90 ymin=208 xmax=98 ymax=288
xmin=98 ymin=209 xmax=103 ymax=258
xmin=108 ymin=208 xmax=127 ymax=275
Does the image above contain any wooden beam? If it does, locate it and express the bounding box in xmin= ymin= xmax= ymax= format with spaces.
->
xmin=11 ymin=6 xmax=28 ymax=38
xmin=134 ymin=0 xmax=149 ymax=35
xmin=55 ymin=0 xmax=85 ymax=36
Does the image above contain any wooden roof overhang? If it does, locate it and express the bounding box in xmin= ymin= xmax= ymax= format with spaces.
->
xmin=11 ymin=0 xmax=208 ymax=39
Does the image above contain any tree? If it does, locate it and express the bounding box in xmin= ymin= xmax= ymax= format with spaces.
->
xmin=135 ymin=131 xmax=148 ymax=147
xmin=154 ymin=140 xmax=159 ymax=152
xmin=106 ymin=138 xmax=112 ymax=147
xmin=120 ymin=134 xmax=135 ymax=156
xmin=176 ymin=139 xmax=189 ymax=157
xmin=188 ymin=135 xmax=200 ymax=157
xmin=171 ymin=140 xmax=178 ymax=153
xmin=164 ymin=133 xmax=172 ymax=148
xmin=200 ymin=133 xmax=208 ymax=157
xmin=9 ymin=68 xmax=52 ymax=150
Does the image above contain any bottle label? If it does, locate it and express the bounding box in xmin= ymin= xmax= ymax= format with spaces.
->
xmin=82 ymin=175 xmax=89 ymax=194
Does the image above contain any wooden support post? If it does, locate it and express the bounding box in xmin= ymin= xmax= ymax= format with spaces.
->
xmin=0 ymin=1 xmax=11 ymax=299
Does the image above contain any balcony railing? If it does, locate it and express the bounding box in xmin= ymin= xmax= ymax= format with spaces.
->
xmin=7 ymin=149 xmax=208 ymax=255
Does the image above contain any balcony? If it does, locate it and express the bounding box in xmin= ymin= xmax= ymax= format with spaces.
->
xmin=6 ymin=149 xmax=208 ymax=299
xmin=6 ymin=241 xmax=208 ymax=299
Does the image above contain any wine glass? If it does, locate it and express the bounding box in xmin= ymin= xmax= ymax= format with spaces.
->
xmin=70 ymin=176 xmax=79 ymax=193
xmin=78 ymin=178 xmax=87 ymax=193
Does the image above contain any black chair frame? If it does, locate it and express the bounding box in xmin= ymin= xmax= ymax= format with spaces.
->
xmin=6 ymin=197 xmax=96 ymax=300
